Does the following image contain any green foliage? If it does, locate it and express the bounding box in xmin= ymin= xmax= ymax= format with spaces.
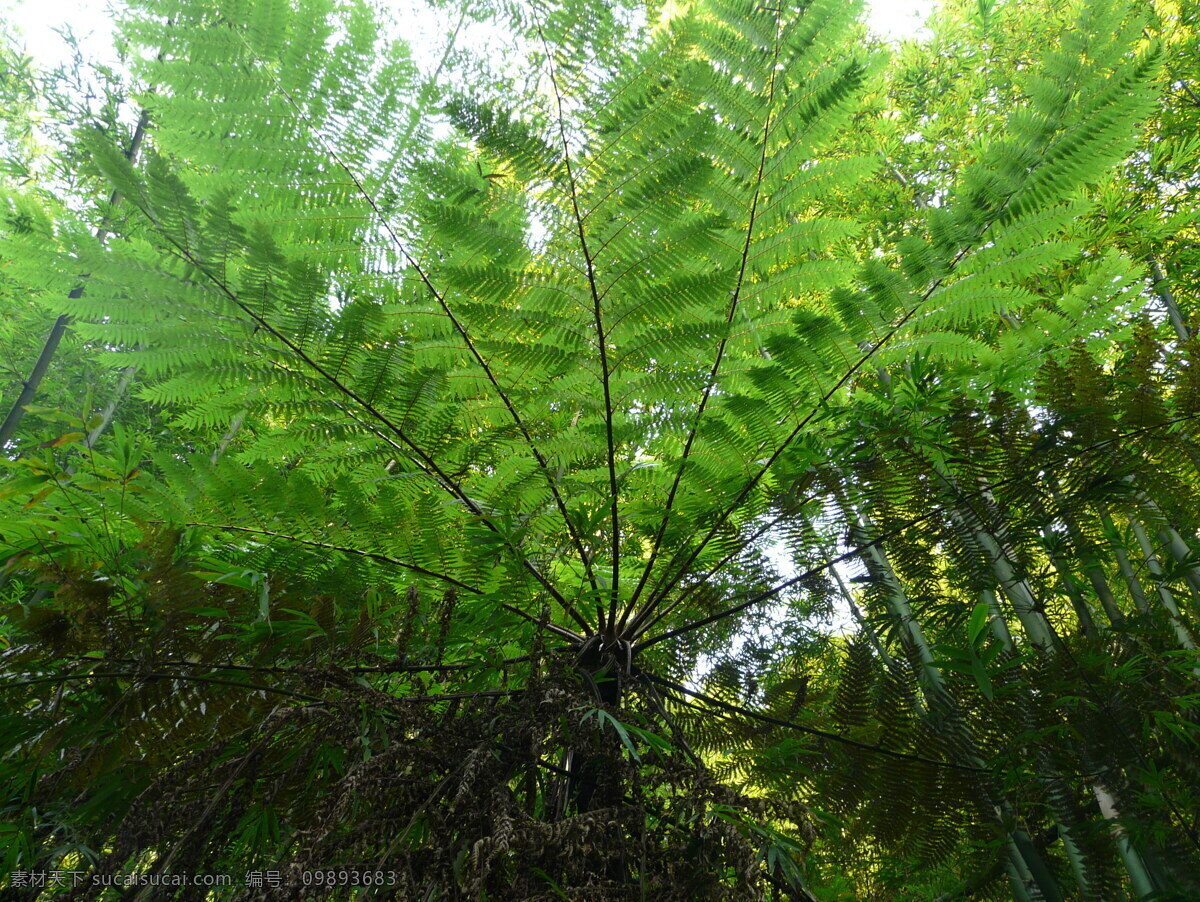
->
xmin=2 ymin=0 xmax=1199 ymax=898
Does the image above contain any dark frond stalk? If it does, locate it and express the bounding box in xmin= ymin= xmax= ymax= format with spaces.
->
xmin=232 ymin=27 xmax=604 ymax=612
xmin=642 ymin=672 xmax=985 ymax=774
xmin=186 ymin=522 xmax=484 ymax=595
xmin=64 ymin=653 xmax=531 ymax=676
xmin=637 ymin=413 xmax=1200 ymax=643
xmin=137 ymin=225 xmax=588 ymax=631
xmin=636 ymin=23 xmax=1143 ymax=626
xmin=502 ymin=603 xmax=584 ymax=642
xmin=6 ymin=671 xmax=326 ymax=704
xmin=630 ymin=238 xmax=976 ymax=636
xmin=538 ymin=26 xmax=622 ymax=630
xmin=638 ymin=676 xmax=701 ymax=766
xmin=628 ymin=503 xmax=804 ymax=638
xmin=619 ymin=9 xmax=784 ymax=633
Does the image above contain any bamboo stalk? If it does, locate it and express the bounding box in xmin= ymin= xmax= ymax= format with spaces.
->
xmin=0 ymin=109 xmax=150 ymax=450
xmin=1123 ymin=476 xmax=1200 ymax=603
xmin=1148 ymin=257 xmax=1191 ymax=343
xmin=1130 ymin=518 xmax=1197 ymax=651
xmin=210 ymin=410 xmax=246 ymax=464
xmin=1160 ymin=525 xmax=1200 ymax=603
xmin=844 ymin=472 xmax=1166 ymax=898
xmin=944 ymin=488 xmax=1060 ymax=652
xmin=850 ymin=509 xmax=945 ymax=696
xmin=1043 ymin=527 xmax=1101 ymax=639
xmin=84 ymin=363 xmax=137 ymax=450
xmin=1093 ymin=781 xmax=1158 ymax=898
xmin=837 ymin=490 xmax=1064 ymax=902
xmin=1002 ymin=844 xmax=1037 ymax=902
xmin=1101 ymin=511 xmax=1151 ymax=615
xmin=1057 ymin=821 xmax=1092 ymax=898
xmin=918 ymin=459 xmax=1063 ymax=651
xmin=1045 ymin=474 xmax=1125 ymax=625
xmin=980 ymin=588 xmax=1017 ymax=651
xmin=830 ymin=563 xmax=898 ymax=671
xmin=0 ymin=314 xmax=71 ymax=449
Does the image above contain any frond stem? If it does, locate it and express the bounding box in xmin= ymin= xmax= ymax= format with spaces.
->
xmin=134 ymin=216 xmax=589 ymax=633
xmin=634 ymin=411 xmax=1200 ymax=646
xmin=619 ymin=11 xmax=784 ymax=633
xmin=643 ymin=672 xmax=985 ymax=773
xmin=186 ymin=522 xmax=483 ymax=594
xmin=232 ymin=27 xmax=603 ymax=621
xmin=628 ymin=243 xmax=971 ymax=638
xmin=539 ymin=26 xmax=622 ymax=631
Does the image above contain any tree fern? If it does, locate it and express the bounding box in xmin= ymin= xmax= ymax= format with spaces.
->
xmin=2 ymin=0 xmax=1198 ymax=898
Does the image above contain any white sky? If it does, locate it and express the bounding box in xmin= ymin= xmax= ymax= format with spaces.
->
xmin=4 ymin=0 xmax=934 ymax=75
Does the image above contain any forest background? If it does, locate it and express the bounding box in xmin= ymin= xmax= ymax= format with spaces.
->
xmin=1 ymin=0 xmax=1199 ymax=899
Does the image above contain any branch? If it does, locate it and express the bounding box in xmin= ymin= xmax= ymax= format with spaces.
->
xmin=5 ymin=668 xmax=524 ymax=708
xmin=61 ymin=653 xmax=532 ymax=676
xmin=3 ymin=670 xmax=327 ymax=704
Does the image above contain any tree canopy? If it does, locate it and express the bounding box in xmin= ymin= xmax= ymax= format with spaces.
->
xmin=2 ymin=0 xmax=1199 ymax=898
